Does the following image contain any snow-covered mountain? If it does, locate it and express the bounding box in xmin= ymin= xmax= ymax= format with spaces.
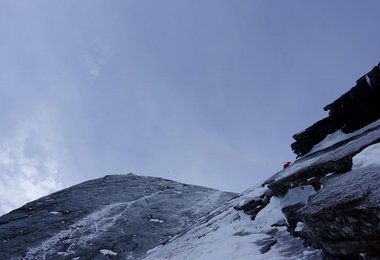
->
xmin=1 ymin=63 xmax=380 ymax=259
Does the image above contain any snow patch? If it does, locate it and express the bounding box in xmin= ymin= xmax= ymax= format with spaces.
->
xmin=254 ymin=196 xmax=286 ymax=230
xmin=150 ymin=218 xmax=164 ymax=223
xmin=352 ymin=142 xmax=380 ymax=169
xmin=100 ymin=249 xmax=117 ymax=256
xmin=281 ymin=186 xmax=315 ymax=208
xmin=295 ymin=222 xmax=306 ymax=232
xmin=303 ymin=250 xmax=318 ymax=256
xmin=254 ymin=186 xmax=315 ymax=231
xmin=365 ymin=74 xmax=372 ymax=87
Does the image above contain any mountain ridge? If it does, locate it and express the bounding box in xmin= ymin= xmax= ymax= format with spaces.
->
xmin=0 ymin=174 xmax=236 ymax=259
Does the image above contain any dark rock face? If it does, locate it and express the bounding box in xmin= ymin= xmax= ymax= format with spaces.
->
xmin=325 ymin=64 xmax=380 ymax=134
xmin=292 ymin=63 xmax=380 ymax=156
xmin=266 ymin=124 xmax=380 ymax=196
xmin=263 ymin=123 xmax=380 ymax=258
xmin=0 ymin=174 xmax=236 ymax=260
xmin=299 ymin=167 xmax=380 ymax=256
xmin=291 ymin=117 xmax=343 ymax=157
xmin=256 ymin=63 xmax=380 ymax=259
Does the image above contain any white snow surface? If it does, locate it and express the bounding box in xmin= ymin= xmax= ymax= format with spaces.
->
xmin=143 ymin=186 xmax=319 ymax=260
xmin=352 ymin=142 xmax=380 ymax=169
xmin=100 ymin=249 xmax=118 ymax=256
xmin=150 ymin=218 xmax=165 ymax=223
xmin=280 ymin=185 xmax=315 ymax=207
xmin=295 ymin=222 xmax=306 ymax=232
xmin=365 ymin=74 xmax=372 ymax=87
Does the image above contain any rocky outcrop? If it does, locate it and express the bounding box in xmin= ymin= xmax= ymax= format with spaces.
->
xmin=325 ymin=64 xmax=380 ymax=134
xmin=0 ymin=174 xmax=236 ymax=259
xmin=292 ymin=63 xmax=380 ymax=156
xmin=266 ymin=124 xmax=380 ymax=196
xmin=299 ymin=167 xmax=380 ymax=257
xmin=234 ymin=63 xmax=380 ymax=259
xmin=291 ymin=117 xmax=343 ymax=157
xmin=255 ymin=143 xmax=380 ymax=259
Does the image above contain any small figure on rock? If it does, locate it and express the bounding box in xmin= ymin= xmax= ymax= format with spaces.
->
xmin=283 ymin=161 xmax=292 ymax=169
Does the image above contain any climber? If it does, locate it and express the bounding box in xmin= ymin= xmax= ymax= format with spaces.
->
xmin=283 ymin=161 xmax=291 ymax=169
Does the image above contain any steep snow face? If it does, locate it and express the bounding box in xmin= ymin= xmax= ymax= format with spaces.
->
xmin=143 ymin=185 xmax=320 ymax=260
xmin=0 ymin=174 xmax=236 ymax=260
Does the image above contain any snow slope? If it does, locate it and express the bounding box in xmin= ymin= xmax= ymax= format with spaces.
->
xmin=143 ymin=186 xmax=321 ymax=260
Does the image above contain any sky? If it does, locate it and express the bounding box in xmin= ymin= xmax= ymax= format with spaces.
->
xmin=0 ymin=0 xmax=379 ymax=215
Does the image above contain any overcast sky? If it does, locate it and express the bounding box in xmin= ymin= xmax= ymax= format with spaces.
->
xmin=0 ymin=0 xmax=379 ymax=215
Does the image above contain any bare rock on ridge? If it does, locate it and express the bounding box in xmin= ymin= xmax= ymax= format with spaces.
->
xmin=292 ymin=63 xmax=380 ymax=156
xmin=0 ymin=174 xmax=236 ymax=260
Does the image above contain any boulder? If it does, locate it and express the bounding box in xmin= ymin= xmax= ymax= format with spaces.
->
xmin=299 ymin=167 xmax=380 ymax=257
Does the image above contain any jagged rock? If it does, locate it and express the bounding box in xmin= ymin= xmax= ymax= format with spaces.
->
xmin=234 ymin=189 xmax=273 ymax=220
xmin=257 ymin=237 xmax=277 ymax=253
xmin=299 ymin=166 xmax=380 ymax=257
xmin=282 ymin=203 xmax=304 ymax=234
xmin=264 ymin=90 xmax=380 ymax=258
xmin=292 ymin=63 xmax=380 ymax=156
xmin=0 ymin=174 xmax=236 ymax=259
xmin=291 ymin=117 xmax=343 ymax=156
xmin=265 ymin=125 xmax=380 ymax=196
xmin=326 ymin=64 xmax=380 ymax=134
